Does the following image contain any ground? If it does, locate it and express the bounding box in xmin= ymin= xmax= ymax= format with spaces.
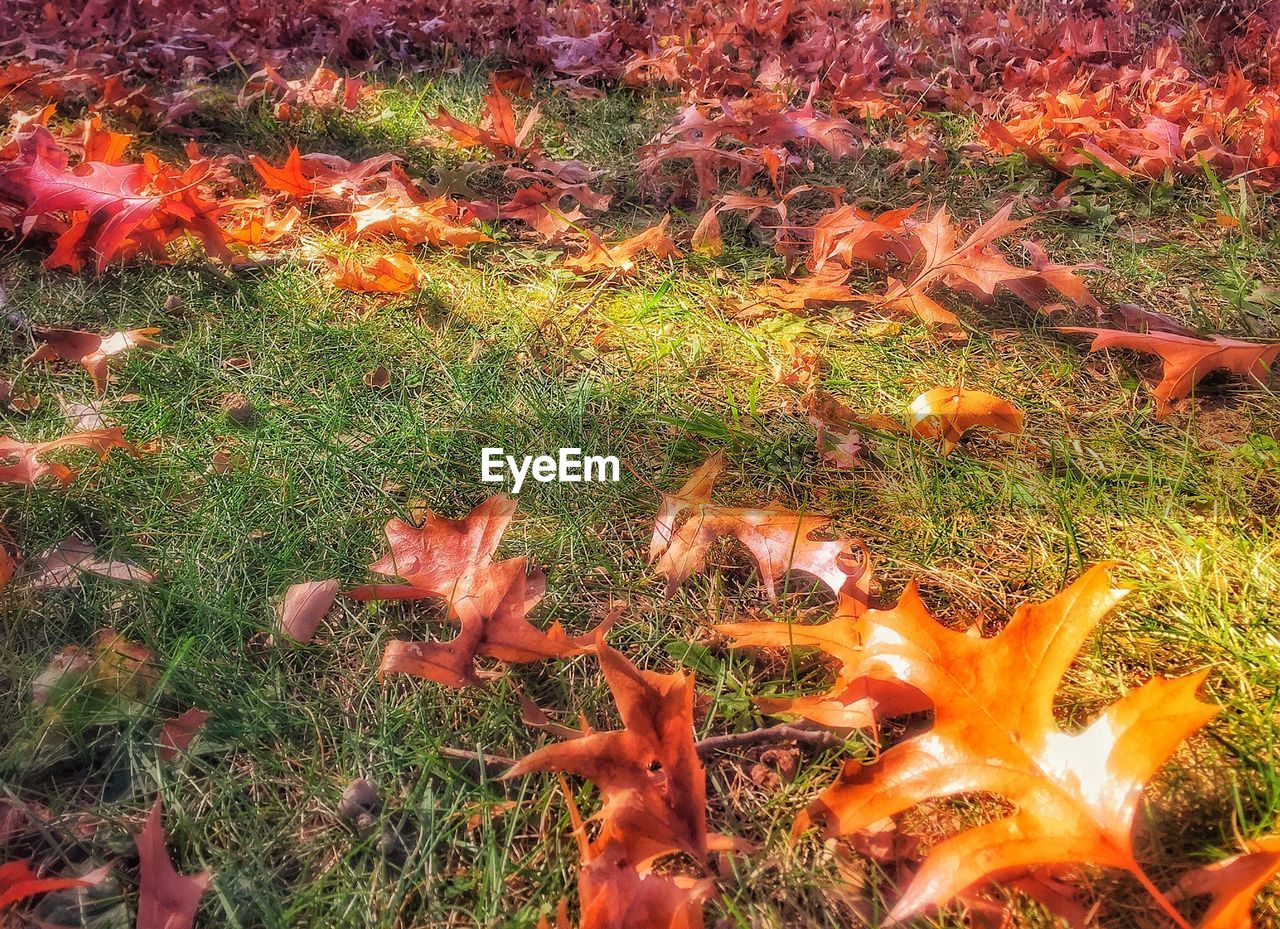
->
xmin=1 ymin=64 xmax=1279 ymax=928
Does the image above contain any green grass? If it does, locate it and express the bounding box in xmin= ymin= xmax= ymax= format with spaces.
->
xmin=2 ymin=66 xmax=1279 ymax=929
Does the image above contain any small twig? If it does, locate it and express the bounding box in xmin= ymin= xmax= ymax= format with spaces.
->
xmin=437 ymin=745 xmax=516 ymax=775
xmin=695 ymin=723 xmax=841 ymax=758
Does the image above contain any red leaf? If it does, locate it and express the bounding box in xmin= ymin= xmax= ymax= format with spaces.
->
xmin=134 ymin=799 xmax=211 ymax=929
xmin=158 ymin=708 xmax=210 ymax=761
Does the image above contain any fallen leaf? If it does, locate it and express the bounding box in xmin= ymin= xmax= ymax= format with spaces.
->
xmin=717 ymin=570 xmax=925 ymax=730
xmin=158 ymin=708 xmax=210 ymax=761
xmin=563 ymin=216 xmax=682 ymax=275
xmin=134 ymin=798 xmax=211 ymax=929
xmin=350 ymin=496 xmax=611 ymax=686
xmin=907 ymin=387 xmax=1024 ymax=454
xmin=1171 ymin=836 xmax=1280 ymax=929
xmin=26 ymin=326 xmax=164 ymax=393
xmin=32 ymin=629 xmax=161 ymax=733
xmin=803 ymin=390 xmax=866 ymax=469
xmin=797 ymin=564 xmax=1217 ymax=926
xmin=650 ymin=452 xmax=871 ymax=601
xmin=326 ymin=252 xmax=420 ymax=293
xmin=59 ymin=397 xmax=110 ymax=430
xmin=0 ymin=859 xmax=95 ymax=911
xmin=1059 ymin=327 xmax=1280 ymax=417
xmin=276 ymin=579 xmax=340 ymax=643
xmin=0 ymin=427 xmax=134 ymax=486
xmin=30 ymin=536 xmax=155 ymax=589
xmin=507 ymin=640 xmax=710 ymax=862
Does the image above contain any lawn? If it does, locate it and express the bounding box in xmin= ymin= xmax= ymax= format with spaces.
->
xmin=2 ymin=10 xmax=1280 ymax=929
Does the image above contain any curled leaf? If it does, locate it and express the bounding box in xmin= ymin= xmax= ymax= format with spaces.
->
xmin=907 ymin=387 xmax=1023 ymax=454
xmin=276 ymin=579 xmax=340 ymax=644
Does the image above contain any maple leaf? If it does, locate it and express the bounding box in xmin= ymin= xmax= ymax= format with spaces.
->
xmin=507 ymin=640 xmax=709 ymax=862
xmin=650 ymin=452 xmax=870 ymax=602
xmin=26 ymin=325 xmax=164 ymax=393
xmin=907 ymin=387 xmax=1024 ymax=454
xmin=563 ymin=216 xmax=682 ymax=275
xmin=0 ymin=859 xmax=95 ymax=912
xmin=796 ymin=564 xmax=1218 ymax=926
xmin=1171 ymin=836 xmax=1280 ymax=929
xmin=134 ymin=798 xmax=211 ymax=929
xmin=350 ymin=496 xmax=609 ymax=687
xmin=326 ymin=252 xmax=420 ymax=293
xmin=1058 ymin=327 xmax=1280 ymax=417
xmin=0 ymin=427 xmax=133 ymax=486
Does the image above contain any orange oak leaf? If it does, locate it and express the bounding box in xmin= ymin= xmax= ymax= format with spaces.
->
xmin=758 ymin=263 xmax=857 ymax=312
xmin=158 ymin=708 xmax=210 ymax=761
xmin=809 ymin=203 xmax=917 ymax=274
xmin=716 ymin=571 xmax=925 ymax=730
xmin=26 ymin=326 xmax=164 ymax=393
xmin=651 ymin=452 xmax=870 ymax=601
xmin=350 ymin=496 xmax=608 ymax=686
xmin=1058 ymin=327 xmax=1280 ymax=417
xmin=563 ymin=215 xmax=682 ymax=275
xmin=907 ymin=387 xmax=1024 ymax=454
xmin=249 ymin=148 xmax=398 ymax=201
xmin=326 ymin=252 xmax=420 ymax=293
xmin=1170 ymin=836 xmax=1280 ymax=929
xmin=134 ymin=799 xmax=211 ymax=929
xmin=0 ymin=859 xmax=95 ymax=911
xmin=543 ymin=774 xmax=713 ymax=929
xmin=346 ymin=170 xmax=490 ymax=249
xmin=276 ymin=579 xmax=340 ymax=643
xmin=429 ymin=76 xmax=541 ymax=158
xmin=507 ymin=640 xmax=709 ymax=863
xmin=0 ymin=427 xmax=133 ymax=486
xmin=904 ymin=204 xmax=1035 ymax=301
xmin=796 ymin=564 xmax=1218 ymax=926
xmin=221 ymin=205 xmax=300 ymax=246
